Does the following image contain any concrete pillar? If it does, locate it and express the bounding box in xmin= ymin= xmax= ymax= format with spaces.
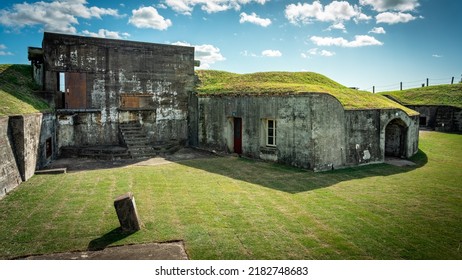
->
xmin=114 ymin=192 xmax=141 ymax=232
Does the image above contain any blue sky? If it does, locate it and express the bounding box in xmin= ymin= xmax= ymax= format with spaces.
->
xmin=0 ymin=0 xmax=460 ymax=91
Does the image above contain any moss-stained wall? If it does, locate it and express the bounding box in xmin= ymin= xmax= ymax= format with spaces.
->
xmin=196 ymin=94 xmax=419 ymax=171
xmin=196 ymin=94 xmax=346 ymax=171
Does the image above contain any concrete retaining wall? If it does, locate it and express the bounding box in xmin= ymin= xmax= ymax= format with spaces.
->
xmin=0 ymin=113 xmax=57 ymax=199
xmin=0 ymin=116 xmax=22 ymax=197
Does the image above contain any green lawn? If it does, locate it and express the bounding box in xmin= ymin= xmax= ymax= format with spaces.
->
xmin=380 ymin=83 xmax=462 ymax=108
xmin=0 ymin=131 xmax=461 ymax=259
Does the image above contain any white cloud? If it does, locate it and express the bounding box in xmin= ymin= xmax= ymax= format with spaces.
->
xmin=0 ymin=0 xmax=120 ymax=34
xmin=173 ymin=41 xmax=225 ymax=69
xmin=285 ymin=1 xmax=371 ymax=25
xmin=262 ymin=49 xmax=282 ymax=57
xmin=129 ymin=7 xmax=172 ymax=30
xmin=240 ymin=50 xmax=258 ymax=57
xmin=369 ymin=27 xmax=386 ymax=34
xmin=376 ymin=12 xmax=416 ymax=24
xmin=164 ymin=0 xmax=269 ymax=15
xmin=320 ymin=50 xmax=336 ymax=57
xmin=310 ymin=35 xmax=383 ymax=47
xmin=432 ymin=54 xmax=442 ymax=58
xmin=82 ymin=29 xmax=130 ymax=39
xmin=239 ymin=12 xmax=271 ymax=27
xmin=359 ymin=0 xmax=420 ymax=12
xmin=0 ymin=44 xmax=13 ymax=56
xmin=301 ymin=48 xmax=335 ymax=58
xmin=327 ymin=22 xmax=346 ymax=32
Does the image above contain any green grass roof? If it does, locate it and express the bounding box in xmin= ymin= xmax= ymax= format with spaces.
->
xmin=196 ymin=70 xmax=418 ymax=116
xmin=380 ymin=84 xmax=462 ymax=108
xmin=0 ymin=64 xmax=50 ymax=116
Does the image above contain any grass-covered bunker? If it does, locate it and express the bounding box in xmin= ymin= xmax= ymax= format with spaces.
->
xmin=23 ymin=32 xmax=419 ymax=173
xmin=193 ymin=71 xmax=419 ymax=171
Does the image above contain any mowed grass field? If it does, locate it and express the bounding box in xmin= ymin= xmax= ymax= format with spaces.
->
xmin=0 ymin=131 xmax=461 ymax=260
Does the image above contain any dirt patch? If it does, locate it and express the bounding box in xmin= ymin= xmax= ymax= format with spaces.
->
xmin=42 ymin=148 xmax=216 ymax=172
xmin=17 ymin=242 xmax=188 ymax=260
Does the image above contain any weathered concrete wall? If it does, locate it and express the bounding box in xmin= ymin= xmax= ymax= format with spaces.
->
xmin=42 ymin=32 xmax=195 ymax=148
xmin=0 ymin=113 xmax=57 ymax=198
xmin=344 ymin=109 xmax=419 ymax=166
xmin=408 ymin=105 xmax=461 ymax=132
xmin=197 ymin=94 xmax=419 ymax=171
xmin=37 ymin=113 xmax=57 ymax=168
xmin=197 ymin=94 xmax=346 ymax=171
xmin=0 ymin=116 xmax=22 ymax=198
xmin=9 ymin=114 xmax=42 ymax=181
xmin=344 ymin=110 xmax=382 ymax=166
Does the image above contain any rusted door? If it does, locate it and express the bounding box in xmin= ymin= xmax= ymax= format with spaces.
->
xmin=65 ymin=72 xmax=87 ymax=109
xmin=233 ymin=117 xmax=242 ymax=154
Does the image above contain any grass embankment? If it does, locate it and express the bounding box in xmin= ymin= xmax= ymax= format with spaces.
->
xmin=380 ymin=83 xmax=462 ymax=108
xmin=0 ymin=64 xmax=50 ymax=116
xmin=196 ymin=70 xmax=417 ymax=115
xmin=0 ymin=132 xmax=461 ymax=259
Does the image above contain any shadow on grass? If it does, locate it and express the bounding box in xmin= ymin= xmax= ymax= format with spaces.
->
xmin=87 ymin=227 xmax=135 ymax=251
xmin=176 ymin=149 xmax=428 ymax=194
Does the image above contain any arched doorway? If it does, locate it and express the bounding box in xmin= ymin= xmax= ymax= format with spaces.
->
xmin=385 ymin=118 xmax=408 ymax=158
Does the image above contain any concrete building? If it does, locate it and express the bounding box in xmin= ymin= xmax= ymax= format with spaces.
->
xmin=192 ymin=93 xmax=419 ymax=171
xmin=406 ymin=105 xmax=461 ymax=132
xmin=25 ymin=32 xmax=419 ymax=173
xmin=30 ymin=32 xmax=196 ymax=157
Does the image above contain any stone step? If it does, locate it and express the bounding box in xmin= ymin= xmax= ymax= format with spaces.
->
xmin=122 ymin=131 xmax=145 ymax=135
xmin=123 ymin=135 xmax=147 ymax=139
xmin=125 ymin=139 xmax=148 ymax=144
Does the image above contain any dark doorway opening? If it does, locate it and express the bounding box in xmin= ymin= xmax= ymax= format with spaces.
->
xmin=233 ymin=117 xmax=242 ymax=154
xmin=45 ymin=137 xmax=52 ymax=158
xmin=385 ymin=118 xmax=408 ymax=158
xmin=419 ymin=116 xmax=427 ymax=127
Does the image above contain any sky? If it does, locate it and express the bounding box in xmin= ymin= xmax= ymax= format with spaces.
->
xmin=0 ymin=0 xmax=460 ymax=91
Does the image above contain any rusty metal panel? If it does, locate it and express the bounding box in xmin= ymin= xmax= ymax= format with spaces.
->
xmin=120 ymin=95 xmax=140 ymax=109
xmin=65 ymin=72 xmax=87 ymax=109
xmin=120 ymin=94 xmax=154 ymax=109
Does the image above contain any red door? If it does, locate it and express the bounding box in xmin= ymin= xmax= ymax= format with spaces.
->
xmin=233 ymin=117 xmax=242 ymax=154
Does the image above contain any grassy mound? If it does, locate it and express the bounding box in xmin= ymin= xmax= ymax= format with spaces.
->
xmin=380 ymin=84 xmax=462 ymax=108
xmin=196 ymin=70 xmax=417 ymax=115
xmin=0 ymin=64 xmax=50 ymax=116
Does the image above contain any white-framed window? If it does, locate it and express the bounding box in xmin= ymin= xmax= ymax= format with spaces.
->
xmin=266 ymin=119 xmax=276 ymax=147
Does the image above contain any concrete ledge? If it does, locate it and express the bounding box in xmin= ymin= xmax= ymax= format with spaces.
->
xmin=16 ymin=241 xmax=188 ymax=260
xmin=35 ymin=168 xmax=67 ymax=175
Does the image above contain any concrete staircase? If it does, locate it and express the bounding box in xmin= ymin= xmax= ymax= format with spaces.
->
xmin=119 ymin=122 xmax=156 ymax=159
